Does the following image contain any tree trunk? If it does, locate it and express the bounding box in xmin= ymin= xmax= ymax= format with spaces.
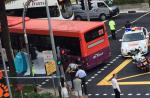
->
xmin=0 ymin=0 xmax=16 ymax=77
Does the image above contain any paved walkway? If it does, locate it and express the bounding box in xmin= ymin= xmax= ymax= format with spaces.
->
xmin=37 ymin=87 xmax=88 ymax=98
xmin=119 ymin=3 xmax=150 ymax=13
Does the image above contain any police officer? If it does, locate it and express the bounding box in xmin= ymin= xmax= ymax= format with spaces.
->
xmin=109 ymin=18 xmax=116 ymax=40
xmin=125 ymin=21 xmax=131 ymax=29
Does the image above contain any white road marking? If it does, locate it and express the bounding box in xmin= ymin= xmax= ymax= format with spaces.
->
xmin=120 ymin=93 xmax=124 ymax=96
xmin=145 ymin=93 xmax=150 ymax=96
xmin=103 ymin=94 xmax=107 ymax=96
xmin=128 ymin=93 xmax=133 ymax=96
xmin=91 ymin=77 xmax=95 ymax=79
xmin=88 ymin=94 xmax=92 ymax=96
xmin=104 ymin=66 xmax=108 ymax=69
xmin=118 ymin=55 xmax=122 ymax=57
xmin=45 ymin=79 xmax=49 ymax=82
xmin=116 ymin=57 xmax=119 ymax=59
xmin=98 ymin=71 xmax=101 ymax=73
xmin=136 ymin=93 xmax=141 ymax=96
xmin=42 ymin=82 xmax=46 ymax=85
xmin=110 ymin=61 xmax=113 ymax=64
xmin=107 ymin=64 xmax=111 ymax=66
xmin=95 ymin=94 xmax=100 ymax=96
xmin=94 ymin=74 xmax=98 ymax=76
xmin=111 ymin=93 xmax=115 ymax=96
xmin=38 ymin=85 xmax=42 ymax=87
xmin=131 ymin=11 xmax=150 ymax=23
xmin=100 ymin=69 xmax=104 ymax=71
xmin=88 ymin=79 xmax=92 ymax=82
xmin=112 ymin=59 xmax=116 ymax=62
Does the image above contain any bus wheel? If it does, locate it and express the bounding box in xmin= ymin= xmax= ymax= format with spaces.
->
xmin=99 ymin=14 xmax=106 ymax=21
xmin=75 ymin=16 xmax=82 ymax=20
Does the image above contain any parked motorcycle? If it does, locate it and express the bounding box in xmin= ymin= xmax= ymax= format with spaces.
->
xmin=128 ymin=49 xmax=150 ymax=71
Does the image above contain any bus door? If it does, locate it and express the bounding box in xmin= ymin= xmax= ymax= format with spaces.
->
xmin=54 ymin=36 xmax=81 ymax=68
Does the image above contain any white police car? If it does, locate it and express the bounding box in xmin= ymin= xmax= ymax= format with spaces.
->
xmin=120 ymin=27 xmax=149 ymax=57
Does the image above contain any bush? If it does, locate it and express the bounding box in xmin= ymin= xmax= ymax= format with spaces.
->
xmin=13 ymin=92 xmax=54 ymax=98
xmin=113 ymin=0 xmax=146 ymax=4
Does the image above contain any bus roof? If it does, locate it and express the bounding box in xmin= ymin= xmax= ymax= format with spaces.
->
xmin=0 ymin=16 xmax=30 ymax=27
xmin=9 ymin=17 xmax=104 ymax=37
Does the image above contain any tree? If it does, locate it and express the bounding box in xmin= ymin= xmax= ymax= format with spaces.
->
xmin=0 ymin=0 xmax=16 ymax=77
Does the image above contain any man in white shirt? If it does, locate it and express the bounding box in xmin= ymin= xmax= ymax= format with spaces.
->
xmin=111 ymin=74 xmax=121 ymax=98
xmin=75 ymin=66 xmax=87 ymax=95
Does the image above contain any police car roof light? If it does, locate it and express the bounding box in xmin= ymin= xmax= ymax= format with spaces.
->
xmin=125 ymin=28 xmax=131 ymax=32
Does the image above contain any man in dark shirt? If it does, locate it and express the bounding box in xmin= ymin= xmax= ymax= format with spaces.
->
xmin=125 ymin=21 xmax=131 ymax=28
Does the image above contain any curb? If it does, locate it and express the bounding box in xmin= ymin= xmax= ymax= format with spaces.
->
xmin=120 ymin=10 xmax=149 ymax=14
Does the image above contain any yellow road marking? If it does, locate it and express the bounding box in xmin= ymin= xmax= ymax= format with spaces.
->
xmin=101 ymin=82 xmax=150 ymax=86
xmin=97 ymin=59 xmax=132 ymax=86
xmin=117 ymin=72 xmax=150 ymax=81
xmin=117 ymin=82 xmax=150 ymax=85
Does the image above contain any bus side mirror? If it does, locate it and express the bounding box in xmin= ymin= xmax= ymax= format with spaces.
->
xmin=119 ymin=39 xmax=122 ymax=42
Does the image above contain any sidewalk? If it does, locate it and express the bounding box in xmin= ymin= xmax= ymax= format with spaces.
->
xmin=119 ymin=3 xmax=150 ymax=13
xmin=37 ymin=87 xmax=89 ymax=98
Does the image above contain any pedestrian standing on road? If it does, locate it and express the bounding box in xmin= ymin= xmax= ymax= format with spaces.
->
xmin=60 ymin=77 xmax=69 ymax=98
xmin=75 ymin=66 xmax=87 ymax=95
xmin=66 ymin=62 xmax=78 ymax=89
xmin=111 ymin=73 xmax=121 ymax=98
xmin=73 ymin=76 xmax=83 ymax=98
xmin=109 ymin=18 xmax=117 ymax=40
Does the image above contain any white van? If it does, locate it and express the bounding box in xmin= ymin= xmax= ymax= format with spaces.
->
xmin=72 ymin=0 xmax=119 ymax=20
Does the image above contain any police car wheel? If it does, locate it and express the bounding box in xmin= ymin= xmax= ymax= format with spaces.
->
xmin=75 ymin=16 xmax=82 ymax=20
xmin=99 ymin=14 xmax=106 ymax=21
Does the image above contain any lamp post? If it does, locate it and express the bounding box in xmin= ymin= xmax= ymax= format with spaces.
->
xmin=84 ymin=0 xmax=90 ymax=21
xmin=0 ymin=39 xmax=12 ymax=98
xmin=45 ymin=0 xmax=62 ymax=97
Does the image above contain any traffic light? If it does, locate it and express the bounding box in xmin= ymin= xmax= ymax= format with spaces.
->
xmin=88 ymin=0 xmax=92 ymax=10
xmin=80 ymin=0 xmax=85 ymax=10
xmin=57 ymin=59 xmax=62 ymax=66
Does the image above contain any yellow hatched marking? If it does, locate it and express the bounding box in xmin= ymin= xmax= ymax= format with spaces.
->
xmin=117 ymin=72 xmax=150 ymax=81
xmin=97 ymin=59 xmax=132 ymax=86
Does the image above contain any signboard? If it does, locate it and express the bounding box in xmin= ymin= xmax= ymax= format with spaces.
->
xmin=45 ymin=60 xmax=56 ymax=75
xmin=42 ymin=50 xmax=53 ymax=63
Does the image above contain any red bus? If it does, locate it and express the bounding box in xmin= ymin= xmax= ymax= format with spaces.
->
xmin=3 ymin=16 xmax=111 ymax=69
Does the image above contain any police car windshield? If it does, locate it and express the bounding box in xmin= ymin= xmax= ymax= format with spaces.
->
xmin=123 ymin=32 xmax=144 ymax=42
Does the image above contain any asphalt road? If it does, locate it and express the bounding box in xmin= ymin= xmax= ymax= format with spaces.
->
xmin=87 ymin=12 xmax=150 ymax=98
xmin=3 ymin=12 xmax=150 ymax=98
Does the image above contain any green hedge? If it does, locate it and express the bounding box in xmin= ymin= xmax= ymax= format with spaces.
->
xmin=113 ymin=0 xmax=147 ymax=4
xmin=13 ymin=92 xmax=54 ymax=98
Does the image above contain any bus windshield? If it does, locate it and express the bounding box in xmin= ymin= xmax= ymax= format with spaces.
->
xmin=84 ymin=26 xmax=105 ymax=42
xmin=58 ymin=0 xmax=74 ymax=19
